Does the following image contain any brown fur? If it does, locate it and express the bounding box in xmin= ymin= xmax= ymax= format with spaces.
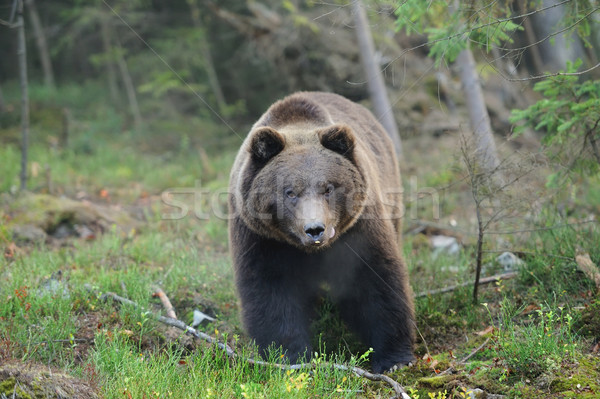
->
xmin=228 ymin=92 xmax=414 ymax=372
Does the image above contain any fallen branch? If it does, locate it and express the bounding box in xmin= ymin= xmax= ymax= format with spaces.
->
xmin=100 ymin=291 xmax=411 ymax=399
xmin=152 ymin=285 xmax=178 ymax=319
xmin=575 ymin=253 xmax=600 ymax=290
xmin=459 ymin=337 xmax=491 ymax=364
xmin=415 ymin=272 xmax=518 ymax=298
xmin=438 ymin=337 xmax=491 ymax=376
xmin=100 ymin=291 xmax=235 ymax=355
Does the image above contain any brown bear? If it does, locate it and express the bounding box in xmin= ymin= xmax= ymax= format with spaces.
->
xmin=228 ymin=91 xmax=415 ymax=372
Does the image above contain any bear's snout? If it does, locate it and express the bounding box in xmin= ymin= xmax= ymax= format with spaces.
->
xmin=304 ymin=222 xmax=325 ymax=243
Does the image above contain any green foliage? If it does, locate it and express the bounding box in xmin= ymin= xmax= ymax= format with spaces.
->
xmin=560 ymin=0 xmax=598 ymax=49
xmin=394 ymin=0 xmax=520 ymax=66
xmin=510 ymin=59 xmax=600 ymax=178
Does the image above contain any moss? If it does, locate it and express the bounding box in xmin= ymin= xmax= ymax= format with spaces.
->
xmin=549 ymin=356 xmax=600 ymax=397
xmin=418 ymin=374 xmax=456 ymax=389
xmin=8 ymin=193 xmax=139 ymax=237
xmin=468 ymin=367 xmax=508 ymax=394
xmin=389 ymin=360 xmax=434 ymax=384
xmin=0 ymin=377 xmax=16 ymax=393
xmin=0 ymin=361 xmax=98 ymax=399
xmin=508 ymin=382 xmax=549 ymax=399
xmin=0 ymin=377 xmax=33 ymax=399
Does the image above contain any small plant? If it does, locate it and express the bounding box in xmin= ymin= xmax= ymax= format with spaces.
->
xmin=284 ymin=370 xmax=309 ymax=393
xmin=136 ymin=311 xmax=151 ymax=351
xmin=456 ymin=387 xmax=473 ymax=398
xmin=488 ymin=299 xmax=579 ymax=379
xmin=428 ymin=390 xmax=449 ymax=399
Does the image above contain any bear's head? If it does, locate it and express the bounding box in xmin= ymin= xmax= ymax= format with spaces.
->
xmin=240 ymin=124 xmax=368 ymax=252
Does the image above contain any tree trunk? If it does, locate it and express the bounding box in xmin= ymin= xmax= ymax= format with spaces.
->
xmin=455 ymin=47 xmax=500 ymax=174
xmin=99 ymin=11 xmax=120 ymax=105
xmin=352 ymin=0 xmax=402 ymax=158
xmin=514 ymin=1 xmax=544 ymax=75
xmin=473 ymin=198 xmax=484 ymax=303
xmin=0 ymin=84 xmax=6 ymax=114
xmin=530 ymin=0 xmax=586 ymax=72
xmin=17 ymin=0 xmax=30 ymax=190
xmin=61 ymin=107 xmax=70 ymax=148
xmin=188 ymin=0 xmax=228 ymax=115
xmin=115 ymin=38 xmax=143 ymax=130
xmin=25 ymin=0 xmax=54 ymax=88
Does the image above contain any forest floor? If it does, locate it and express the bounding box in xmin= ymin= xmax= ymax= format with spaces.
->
xmin=1 ymin=83 xmax=600 ymax=398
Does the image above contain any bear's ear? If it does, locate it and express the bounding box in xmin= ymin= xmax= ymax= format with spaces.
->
xmin=249 ymin=127 xmax=286 ymax=164
xmin=318 ymin=124 xmax=356 ymax=162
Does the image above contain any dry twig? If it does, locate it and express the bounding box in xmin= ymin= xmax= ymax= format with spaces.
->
xmin=415 ymin=272 xmax=517 ymax=298
xmin=100 ymin=291 xmax=411 ymax=399
xmin=438 ymin=337 xmax=491 ymax=376
xmin=152 ymin=285 xmax=178 ymax=319
xmin=575 ymin=253 xmax=600 ymax=290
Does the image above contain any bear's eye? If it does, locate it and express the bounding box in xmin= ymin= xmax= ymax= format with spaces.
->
xmin=285 ymin=189 xmax=297 ymax=199
xmin=324 ymin=184 xmax=334 ymax=197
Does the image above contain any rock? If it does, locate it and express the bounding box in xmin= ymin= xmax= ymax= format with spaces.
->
xmin=8 ymin=193 xmax=140 ymax=241
xmin=0 ymin=360 xmax=98 ymax=399
xmin=37 ymin=270 xmax=70 ymax=299
xmin=11 ymin=224 xmax=47 ymax=243
xmin=431 ymin=235 xmax=460 ymax=256
xmin=496 ymin=252 xmax=524 ymax=272
xmin=74 ymin=224 xmax=96 ymax=240
xmin=52 ymin=222 xmax=75 ymax=238
xmin=192 ymin=309 xmax=216 ymax=328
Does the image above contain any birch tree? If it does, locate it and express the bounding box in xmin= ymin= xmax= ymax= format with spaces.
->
xmin=353 ymin=0 xmax=402 ymax=157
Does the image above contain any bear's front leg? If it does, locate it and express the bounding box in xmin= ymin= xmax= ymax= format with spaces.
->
xmin=237 ymin=273 xmax=314 ymax=364
xmin=335 ymin=250 xmax=415 ymax=373
xmin=338 ymin=285 xmax=415 ymax=372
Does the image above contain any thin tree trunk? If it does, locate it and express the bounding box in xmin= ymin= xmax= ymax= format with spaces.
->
xmin=352 ymin=0 xmax=402 ymax=158
xmin=0 ymin=84 xmax=6 ymax=113
xmin=99 ymin=11 xmax=119 ymax=105
xmin=25 ymin=0 xmax=54 ymax=88
xmin=115 ymin=38 xmax=143 ymax=130
xmin=17 ymin=0 xmax=30 ymax=190
xmin=473 ymin=199 xmax=484 ymax=303
xmin=188 ymin=0 xmax=228 ymax=115
xmin=455 ymin=47 xmax=500 ymax=174
xmin=199 ymin=36 xmax=227 ymax=114
xmin=61 ymin=107 xmax=70 ymax=148
xmin=515 ymin=1 xmax=544 ymax=75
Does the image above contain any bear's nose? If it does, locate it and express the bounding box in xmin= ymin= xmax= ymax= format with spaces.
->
xmin=304 ymin=222 xmax=325 ymax=242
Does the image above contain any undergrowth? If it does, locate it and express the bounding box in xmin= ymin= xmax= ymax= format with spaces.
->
xmin=486 ymin=299 xmax=579 ymax=379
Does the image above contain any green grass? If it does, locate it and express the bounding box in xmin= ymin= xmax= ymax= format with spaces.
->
xmin=486 ymin=299 xmax=579 ymax=379
xmin=0 ymin=141 xmax=237 ymax=197
xmin=91 ymin=332 xmax=367 ymax=398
